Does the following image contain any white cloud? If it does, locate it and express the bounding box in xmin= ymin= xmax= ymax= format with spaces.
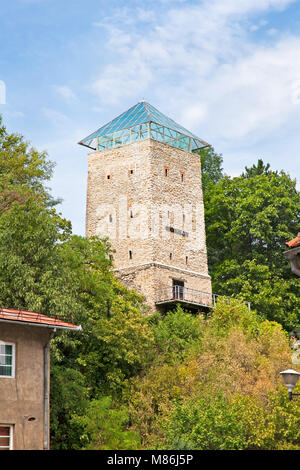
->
xmin=53 ymin=85 xmax=77 ymax=102
xmin=42 ymin=108 xmax=70 ymax=127
xmin=267 ymin=27 xmax=279 ymax=34
xmin=205 ymin=0 xmax=295 ymax=16
xmin=92 ymin=61 xmax=154 ymax=105
xmin=249 ymin=19 xmax=269 ymax=31
xmin=5 ymin=110 xmax=25 ymax=118
xmin=200 ymin=37 xmax=300 ymax=141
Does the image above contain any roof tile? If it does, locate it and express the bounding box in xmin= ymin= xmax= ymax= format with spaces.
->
xmin=0 ymin=307 xmax=81 ymax=331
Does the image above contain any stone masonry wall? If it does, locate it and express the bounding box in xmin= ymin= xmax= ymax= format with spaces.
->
xmin=86 ymin=138 xmax=211 ymax=311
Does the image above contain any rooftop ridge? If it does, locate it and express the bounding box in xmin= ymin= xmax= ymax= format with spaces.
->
xmin=0 ymin=307 xmax=81 ymax=331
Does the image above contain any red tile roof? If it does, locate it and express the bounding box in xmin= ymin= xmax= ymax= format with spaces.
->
xmin=286 ymin=233 xmax=300 ymax=249
xmin=0 ymin=307 xmax=81 ymax=331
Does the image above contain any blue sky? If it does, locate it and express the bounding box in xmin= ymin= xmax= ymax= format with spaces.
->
xmin=0 ymin=0 xmax=300 ymax=235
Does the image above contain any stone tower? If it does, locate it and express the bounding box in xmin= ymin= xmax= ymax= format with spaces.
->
xmin=79 ymin=101 xmax=212 ymax=312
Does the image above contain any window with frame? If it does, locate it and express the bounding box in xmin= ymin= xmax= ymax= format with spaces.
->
xmin=0 ymin=343 xmax=15 ymax=378
xmin=0 ymin=425 xmax=13 ymax=450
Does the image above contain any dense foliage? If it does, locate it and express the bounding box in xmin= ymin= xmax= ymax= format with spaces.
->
xmin=0 ymin=116 xmax=299 ymax=450
xmin=199 ymin=148 xmax=300 ymax=330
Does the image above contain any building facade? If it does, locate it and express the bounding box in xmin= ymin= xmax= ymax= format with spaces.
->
xmin=0 ymin=308 xmax=80 ymax=450
xmin=80 ymin=101 xmax=212 ymax=312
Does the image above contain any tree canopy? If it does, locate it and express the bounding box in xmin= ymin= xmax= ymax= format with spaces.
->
xmin=0 ymin=116 xmax=299 ymax=450
xmin=199 ymin=148 xmax=300 ymax=330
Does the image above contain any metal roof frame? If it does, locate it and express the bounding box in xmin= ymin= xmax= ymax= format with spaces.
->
xmin=78 ymin=101 xmax=210 ymax=153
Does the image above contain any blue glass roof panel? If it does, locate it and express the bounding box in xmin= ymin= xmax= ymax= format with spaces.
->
xmin=79 ymin=101 xmax=209 ymax=151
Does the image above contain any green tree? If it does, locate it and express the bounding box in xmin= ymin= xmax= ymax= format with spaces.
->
xmin=0 ymin=115 xmax=61 ymax=206
xmin=150 ymin=306 xmax=203 ymax=363
xmin=165 ymin=393 xmax=276 ymax=450
xmin=0 ymin=117 xmax=153 ymax=449
xmin=52 ymin=235 xmax=155 ymax=396
xmin=76 ymin=300 xmax=155 ymax=396
xmin=203 ymin=159 xmax=300 ymax=329
xmin=199 ymin=146 xmax=224 ymax=193
xmin=165 ymin=386 xmax=300 ymax=450
xmin=125 ymin=301 xmax=294 ymax=449
xmin=0 ymin=117 xmax=74 ymax=316
xmin=49 ymin=234 xmax=155 ymax=448
xmin=50 ymin=365 xmax=89 ymax=450
xmin=267 ymin=386 xmax=300 ymax=449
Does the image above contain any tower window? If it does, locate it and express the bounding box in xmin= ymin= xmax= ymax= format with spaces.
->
xmin=129 ymin=250 xmax=133 ymax=260
xmin=164 ymin=166 xmax=169 ymax=177
xmin=173 ymin=279 xmax=184 ymax=300
xmin=109 ymin=214 xmax=113 ymax=223
xmin=129 ymin=169 xmax=134 ymax=175
xmin=130 ymin=210 xmax=134 ymax=218
xmin=180 ymin=171 xmax=185 ymax=182
xmin=107 ymin=174 xmax=111 ymax=180
xmin=170 ymin=253 xmax=173 ymax=260
xmin=186 ymin=256 xmax=188 ymax=265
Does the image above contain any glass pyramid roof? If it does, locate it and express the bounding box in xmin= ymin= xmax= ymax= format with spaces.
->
xmin=78 ymin=101 xmax=210 ymax=153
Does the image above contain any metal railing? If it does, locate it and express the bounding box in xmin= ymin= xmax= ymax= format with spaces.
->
xmin=155 ymin=286 xmax=251 ymax=311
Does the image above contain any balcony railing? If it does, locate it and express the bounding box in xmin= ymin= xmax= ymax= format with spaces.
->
xmin=155 ymin=286 xmax=251 ymax=311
